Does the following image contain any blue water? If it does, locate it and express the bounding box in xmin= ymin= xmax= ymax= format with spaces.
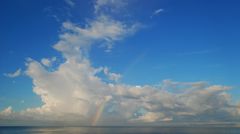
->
xmin=0 ymin=126 xmax=240 ymax=134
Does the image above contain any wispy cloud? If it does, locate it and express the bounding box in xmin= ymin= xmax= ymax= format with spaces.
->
xmin=94 ymin=0 xmax=127 ymax=14
xmin=64 ymin=0 xmax=75 ymax=7
xmin=4 ymin=68 xmax=22 ymax=78
xmin=151 ymin=8 xmax=164 ymax=18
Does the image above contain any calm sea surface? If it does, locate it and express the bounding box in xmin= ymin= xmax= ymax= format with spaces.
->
xmin=0 ymin=126 xmax=239 ymax=134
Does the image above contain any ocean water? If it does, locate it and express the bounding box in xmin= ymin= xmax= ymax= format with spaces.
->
xmin=0 ymin=126 xmax=240 ymax=134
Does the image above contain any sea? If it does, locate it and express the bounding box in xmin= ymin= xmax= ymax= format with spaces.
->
xmin=0 ymin=126 xmax=240 ymax=134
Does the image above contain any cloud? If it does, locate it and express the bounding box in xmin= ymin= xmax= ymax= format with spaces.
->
xmin=130 ymin=112 xmax=166 ymax=123
xmin=54 ymin=15 xmax=140 ymax=55
xmin=94 ymin=0 xmax=127 ymax=14
xmin=64 ymin=0 xmax=75 ymax=7
xmin=0 ymin=106 xmax=12 ymax=117
xmin=1 ymin=75 xmax=240 ymax=124
xmin=151 ymin=8 xmax=164 ymax=18
xmin=154 ymin=9 xmax=164 ymax=14
xmin=41 ymin=57 xmax=56 ymax=67
xmin=103 ymin=67 xmax=121 ymax=82
xmin=4 ymin=68 xmax=22 ymax=78
xmin=1 ymin=0 xmax=240 ymax=126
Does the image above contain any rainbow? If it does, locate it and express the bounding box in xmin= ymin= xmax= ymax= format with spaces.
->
xmin=91 ymin=101 xmax=107 ymax=126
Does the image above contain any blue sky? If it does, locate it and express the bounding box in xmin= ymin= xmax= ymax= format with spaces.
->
xmin=0 ymin=0 xmax=240 ymax=125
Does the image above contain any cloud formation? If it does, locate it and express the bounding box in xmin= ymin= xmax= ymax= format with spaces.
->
xmin=4 ymin=68 xmax=22 ymax=78
xmin=1 ymin=0 xmax=240 ymax=125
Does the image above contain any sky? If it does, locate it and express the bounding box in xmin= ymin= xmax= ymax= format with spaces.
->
xmin=0 ymin=0 xmax=240 ymax=126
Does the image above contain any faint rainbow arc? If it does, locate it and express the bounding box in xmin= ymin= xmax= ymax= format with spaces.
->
xmin=91 ymin=101 xmax=107 ymax=126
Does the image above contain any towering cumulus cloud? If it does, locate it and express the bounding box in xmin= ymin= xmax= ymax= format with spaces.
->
xmin=1 ymin=0 xmax=240 ymax=125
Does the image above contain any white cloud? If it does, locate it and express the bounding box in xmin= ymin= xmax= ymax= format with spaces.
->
xmin=64 ymin=0 xmax=75 ymax=7
xmin=151 ymin=8 xmax=164 ymax=18
xmin=154 ymin=9 xmax=164 ymax=15
xmin=4 ymin=68 xmax=21 ymax=78
xmin=54 ymin=15 xmax=140 ymax=57
xmin=1 ymin=73 xmax=240 ymax=124
xmin=41 ymin=57 xmax=56 ymax=67
xmin=0 ymin=106 xmax=12 ymax=116
xmin=103 ymin=67 xmax=121 ymax=82
xmin=131 ymin=112 xmax=166 ymax=123
xmin=94 ymin=0 xmax=127 ymax=14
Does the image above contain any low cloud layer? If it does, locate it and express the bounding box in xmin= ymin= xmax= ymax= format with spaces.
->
xmin=1 ymin=0 xmax=240 ymax=125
